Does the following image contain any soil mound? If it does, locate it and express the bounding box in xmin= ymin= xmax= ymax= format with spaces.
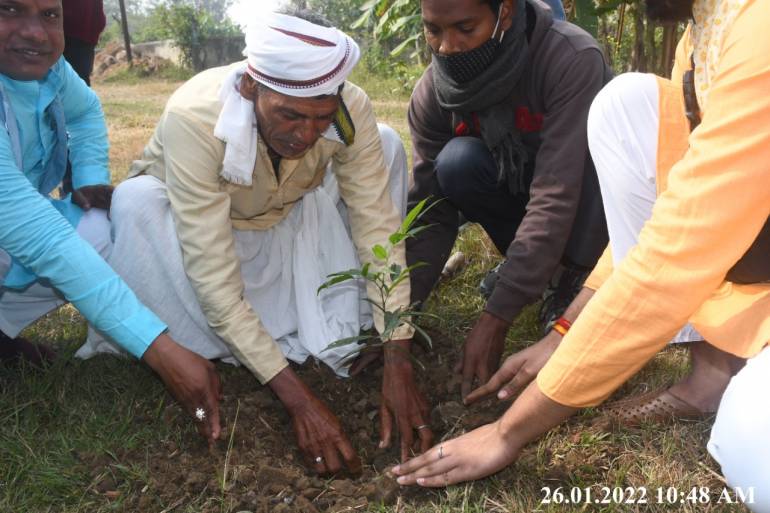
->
xmin=88 ymin=330 xmax=508 ymax=511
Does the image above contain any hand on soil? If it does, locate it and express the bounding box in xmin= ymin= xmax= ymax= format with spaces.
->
xmin=380 ymin=340 xmax=434 ymax=462
xmin=142 ymin=333 xmax=223 ymax=446
xmin=465 ymin=332 xmax=560 ymax=404
xmin=290 ymin=394 xmax=362 ymax=476
xmin=454 ymin=312 xmax=510 ymax=401
xmin=269 ymin=367 xmax=362 ymax=476
xmin=391 ymin=421 xmax=519 ymax=487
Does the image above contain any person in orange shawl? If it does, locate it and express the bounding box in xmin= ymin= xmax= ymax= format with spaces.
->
xmin=391 ymin=0 xmax=770 ymax=510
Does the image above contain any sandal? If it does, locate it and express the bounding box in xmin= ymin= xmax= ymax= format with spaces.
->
xmin=600 ymin=389 xmax=713 ymax=428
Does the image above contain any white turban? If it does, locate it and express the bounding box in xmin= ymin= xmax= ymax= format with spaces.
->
xmin=246 ymin=12 xmax=360 ymax=97
xmin=213 ymin=12 xmax=360 ymax=186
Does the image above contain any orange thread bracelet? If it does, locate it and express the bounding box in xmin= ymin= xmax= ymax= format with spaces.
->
xmin=552 ymin=323 xmax=568 ymax=336
xmin=552 ymin=317 xmax=572 ymax=337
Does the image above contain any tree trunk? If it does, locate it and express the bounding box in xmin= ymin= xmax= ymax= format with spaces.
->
xmin=646 ymin=19 xmax=658 ymax=75
xmin=660 ymin=22 xmax=678 ymax=75
xmin=118 ymin=0 xmax=132 ymax=64
xmin=631 ymin=5 xmax=646 ymax=71
xmin=597 ymin=15 xmax=613 ymax=64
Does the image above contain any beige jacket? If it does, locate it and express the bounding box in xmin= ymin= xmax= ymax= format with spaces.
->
xmin=129 ymin=62 xmax=413 ymax=383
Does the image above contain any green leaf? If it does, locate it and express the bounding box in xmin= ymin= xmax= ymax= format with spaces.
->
xmin=404 ymin=224 xmax=434 ymax=239
xmin=399 ymin=198 xmax=429 ymax=235
xmin=372 ymin=244 xmax=388 ymax=261
xmin=317 ymin=274 xmax=354 ymax=294
xmin=361 ymin=262 xmax=371 ymax=279
xmin=326 ymin=268 xmax=365 ymax=278
xmin=351 ymin=10 xmax=372 ymax=29
xmin=389 ymin=263 xmax=402 ymax=281
xmin=359 ymin=0 xmax=379 ymax=11
xmin=322 ymin=334 xmax=375 ymax=352
xmin=363 ymin=297 xmax=387 ymax=313
xmin=388 ymin=232 xmax=406 ymax=245
xmin=390 ymin=14 xmax=420 ymax=33
xmin=382 ymin=308 xmax=406 ymax=336
xmin=390 ymin=33 xmax=420 ymax=57
xmin=404 ymin=310 xmax=441 ymax=321
xmin=404 ymin=320 xmax=433 ymax=350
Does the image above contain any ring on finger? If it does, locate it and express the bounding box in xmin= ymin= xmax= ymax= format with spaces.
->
xmin=194 ymin=407 xmax=206 ymax=421
xmin=438 ymin=445 xmax=444 ymax=459
xmin=415 ymin=424 xmax=429 ymax=430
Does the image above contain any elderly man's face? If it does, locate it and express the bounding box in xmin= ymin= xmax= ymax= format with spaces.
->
xmin=645 ymin=0 xmax=694 ymax=21
xmin=0 ymin=0 xmax=64 ymax=81
xmin=421 ymin=0 xmax=513 ymax=55
xmin=252 ymin=85 xmax=340 ymax=160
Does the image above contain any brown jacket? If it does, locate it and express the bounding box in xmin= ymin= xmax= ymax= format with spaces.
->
xmin=406 ymin=0 xmax=612 ymax=322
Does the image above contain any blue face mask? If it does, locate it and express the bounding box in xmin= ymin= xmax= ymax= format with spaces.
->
xmin=431 ymin=4 xmax=506 ymax=84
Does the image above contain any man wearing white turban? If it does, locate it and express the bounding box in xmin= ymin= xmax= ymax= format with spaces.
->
xmin=77 ymin=10 xmax=434 ymax=473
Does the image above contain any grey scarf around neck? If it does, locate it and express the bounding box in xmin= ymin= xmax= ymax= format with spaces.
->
xmin=432 ymin=0 xmax=530 ymax=194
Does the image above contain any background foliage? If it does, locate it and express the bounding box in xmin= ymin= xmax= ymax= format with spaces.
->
xmin=290 ymin=0 xmax=685 ymax=85
xmin=99 ymin=0 xmax=685 ymax=82
xmin=101 ymin=0 xmax=241 ymax=71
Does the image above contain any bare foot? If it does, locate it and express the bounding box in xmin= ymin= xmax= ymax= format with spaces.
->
xmin=667 ymin=340 xmax=745 ymax=413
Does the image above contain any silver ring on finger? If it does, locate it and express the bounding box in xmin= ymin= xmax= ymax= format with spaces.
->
xmin=315 ymin=456 xmax=324 ymax=464
xmin=438 ymin=445 xmax=444 ymax=459
xmin=415 ymin=424 xmax=429 ymax=430
xmin=194 ymin=407 xmax=206 ymax=421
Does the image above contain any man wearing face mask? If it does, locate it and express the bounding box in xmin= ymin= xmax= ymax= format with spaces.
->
xmin=393 ymin=1 xmax=770 ymax=509
xmin=406 ymin=0 xmax=612 ymax=401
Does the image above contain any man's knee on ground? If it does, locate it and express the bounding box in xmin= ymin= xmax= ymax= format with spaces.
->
xmin=435 ymin=137 xmax=494 ymax=200
xmin=708 ymin=368 xmax=770 ymax=512
xmin=111 ymin=176 xmax=169 ymax=227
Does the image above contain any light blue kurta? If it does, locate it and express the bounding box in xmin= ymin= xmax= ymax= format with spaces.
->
xmin=0 ymin=58 xmax=165 ymax=358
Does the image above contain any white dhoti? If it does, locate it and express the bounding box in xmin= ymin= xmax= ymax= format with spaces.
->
xmin=587 ymin=72 xmax=701 ymax=344
xmin=588 ymin=73 xmax=770 ymax=512
xmin=0 ymin=208 xmax=112 ymax=336
xmin=77 ymin=124 xmax=408 ymax=376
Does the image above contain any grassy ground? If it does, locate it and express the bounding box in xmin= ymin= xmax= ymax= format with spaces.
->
xmin=0 ymin=68 xmax=749 ymax=512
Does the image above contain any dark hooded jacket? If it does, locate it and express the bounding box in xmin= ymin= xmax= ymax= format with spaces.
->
xmin=407 ymin=0 xmax=613 ymax=321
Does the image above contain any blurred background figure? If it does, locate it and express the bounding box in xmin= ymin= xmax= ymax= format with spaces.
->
xmin=62 ymin=0 xmax=106 ymax=86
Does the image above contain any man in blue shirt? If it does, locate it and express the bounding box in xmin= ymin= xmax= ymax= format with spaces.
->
xmin=0 ymin=0 xmax=222 ymax=443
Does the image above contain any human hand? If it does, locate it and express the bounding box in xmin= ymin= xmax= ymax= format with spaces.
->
xmin=454 ymin=312 xmax=510 ymax=401
xmin=71 ymin=184 xmax=114 ymax=211
xmin=142 ymin=333 xmax=223 ymax=446
xmin=269 ymin=367 xmax=362 ymax=476
xmin=379 ymin=339 xmax=433 ymax=462
xmin=391 ymin=420 xmax=520 ymax=487
xmin=465 ymin=331 xmax=560 ymax=404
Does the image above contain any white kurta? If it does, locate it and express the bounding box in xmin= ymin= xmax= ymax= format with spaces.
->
xmin=77 ymin=124 xmax=408 ymax=377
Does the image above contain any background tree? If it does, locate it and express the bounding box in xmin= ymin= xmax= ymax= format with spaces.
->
xmin=350 ymin=0 xmax=685 ymax=85
xmin=152 ymin=1 xmax=241 ymax=71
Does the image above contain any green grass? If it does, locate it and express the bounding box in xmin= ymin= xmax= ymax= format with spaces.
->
xmin=0 ymin=70 xmax=750 ymax=513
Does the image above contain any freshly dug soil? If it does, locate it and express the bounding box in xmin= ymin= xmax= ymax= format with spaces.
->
xmin=92 ymin=330 xmax=510 ymax=512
